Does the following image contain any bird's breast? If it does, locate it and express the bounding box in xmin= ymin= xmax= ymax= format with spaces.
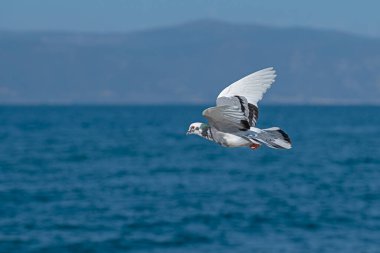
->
xmin=212 ymin=129 xmax=250 ymax=147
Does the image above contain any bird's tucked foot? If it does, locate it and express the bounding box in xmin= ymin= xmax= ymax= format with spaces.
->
xmin=249 ymin=143 xmax=261 ymax=150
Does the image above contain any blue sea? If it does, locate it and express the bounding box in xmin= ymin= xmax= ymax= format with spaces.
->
xmin=0 ymin=106 xmax=379 ymax=253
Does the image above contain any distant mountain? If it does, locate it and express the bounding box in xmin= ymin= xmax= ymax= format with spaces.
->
xmin=1 ymin=20 xmax=380 ymax=104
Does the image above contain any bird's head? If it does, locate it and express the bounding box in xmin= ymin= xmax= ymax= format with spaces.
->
xmin=186 ymin=122 xmax=208 ymax=136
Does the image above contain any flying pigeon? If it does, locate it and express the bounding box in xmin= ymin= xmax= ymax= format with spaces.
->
xmin=187 ymin=67 xmax=291 ymax=150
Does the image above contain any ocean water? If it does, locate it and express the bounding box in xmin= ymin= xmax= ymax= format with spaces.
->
xmin=0 ymin=105 xmax=379 ymax=253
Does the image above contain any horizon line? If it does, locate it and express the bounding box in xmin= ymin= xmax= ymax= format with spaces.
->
xmin=1 ymin=19 xmax=379 ymax=41
xmin=0 ymin=102 xmax=379 ymax=107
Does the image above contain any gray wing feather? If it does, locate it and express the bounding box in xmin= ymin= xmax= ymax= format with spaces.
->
xmin=202 ymin=105 xmax=250 ymax=133
xmin=216 ymin=96 xmax=259 ymax=127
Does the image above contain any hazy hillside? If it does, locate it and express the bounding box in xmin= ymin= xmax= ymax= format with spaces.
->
xmin=1 ymin=20 xmax=380 ymax=104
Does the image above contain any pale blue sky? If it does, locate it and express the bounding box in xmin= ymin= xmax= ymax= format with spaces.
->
xmin=0 ymin=0 xmax=379 ymax=37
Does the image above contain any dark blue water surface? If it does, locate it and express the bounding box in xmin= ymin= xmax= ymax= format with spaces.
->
xmin=0 ymin=106 xmax=379 ymax=253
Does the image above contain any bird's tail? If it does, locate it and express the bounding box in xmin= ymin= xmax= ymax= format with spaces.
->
xmin=248 ymin=127 xmax=292 ymax=149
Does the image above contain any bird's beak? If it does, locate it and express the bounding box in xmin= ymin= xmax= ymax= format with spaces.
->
xmin=186 ymin=131 xmax=190 ymax=135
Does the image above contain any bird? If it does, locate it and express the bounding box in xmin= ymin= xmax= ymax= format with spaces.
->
xmin=187 ymin=67 xmax=291 ymax=150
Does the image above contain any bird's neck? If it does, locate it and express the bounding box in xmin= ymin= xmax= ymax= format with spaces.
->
xmin=199 ymin=124 xmax=213 ymax=141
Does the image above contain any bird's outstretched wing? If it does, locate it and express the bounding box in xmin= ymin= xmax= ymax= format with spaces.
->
xmin=203 ymin=68 xmax=276 ymax=131
xmin=216 ymin=95 xmax=259 ymax=127
xmin=217 ymin=67 xmax=276 ymax=106
xmin=203 ymin=105 xmax=250 ymax=133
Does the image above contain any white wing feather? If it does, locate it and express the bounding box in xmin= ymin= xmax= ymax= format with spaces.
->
xmin=217 ymin=67 xmax=276 ymax=106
